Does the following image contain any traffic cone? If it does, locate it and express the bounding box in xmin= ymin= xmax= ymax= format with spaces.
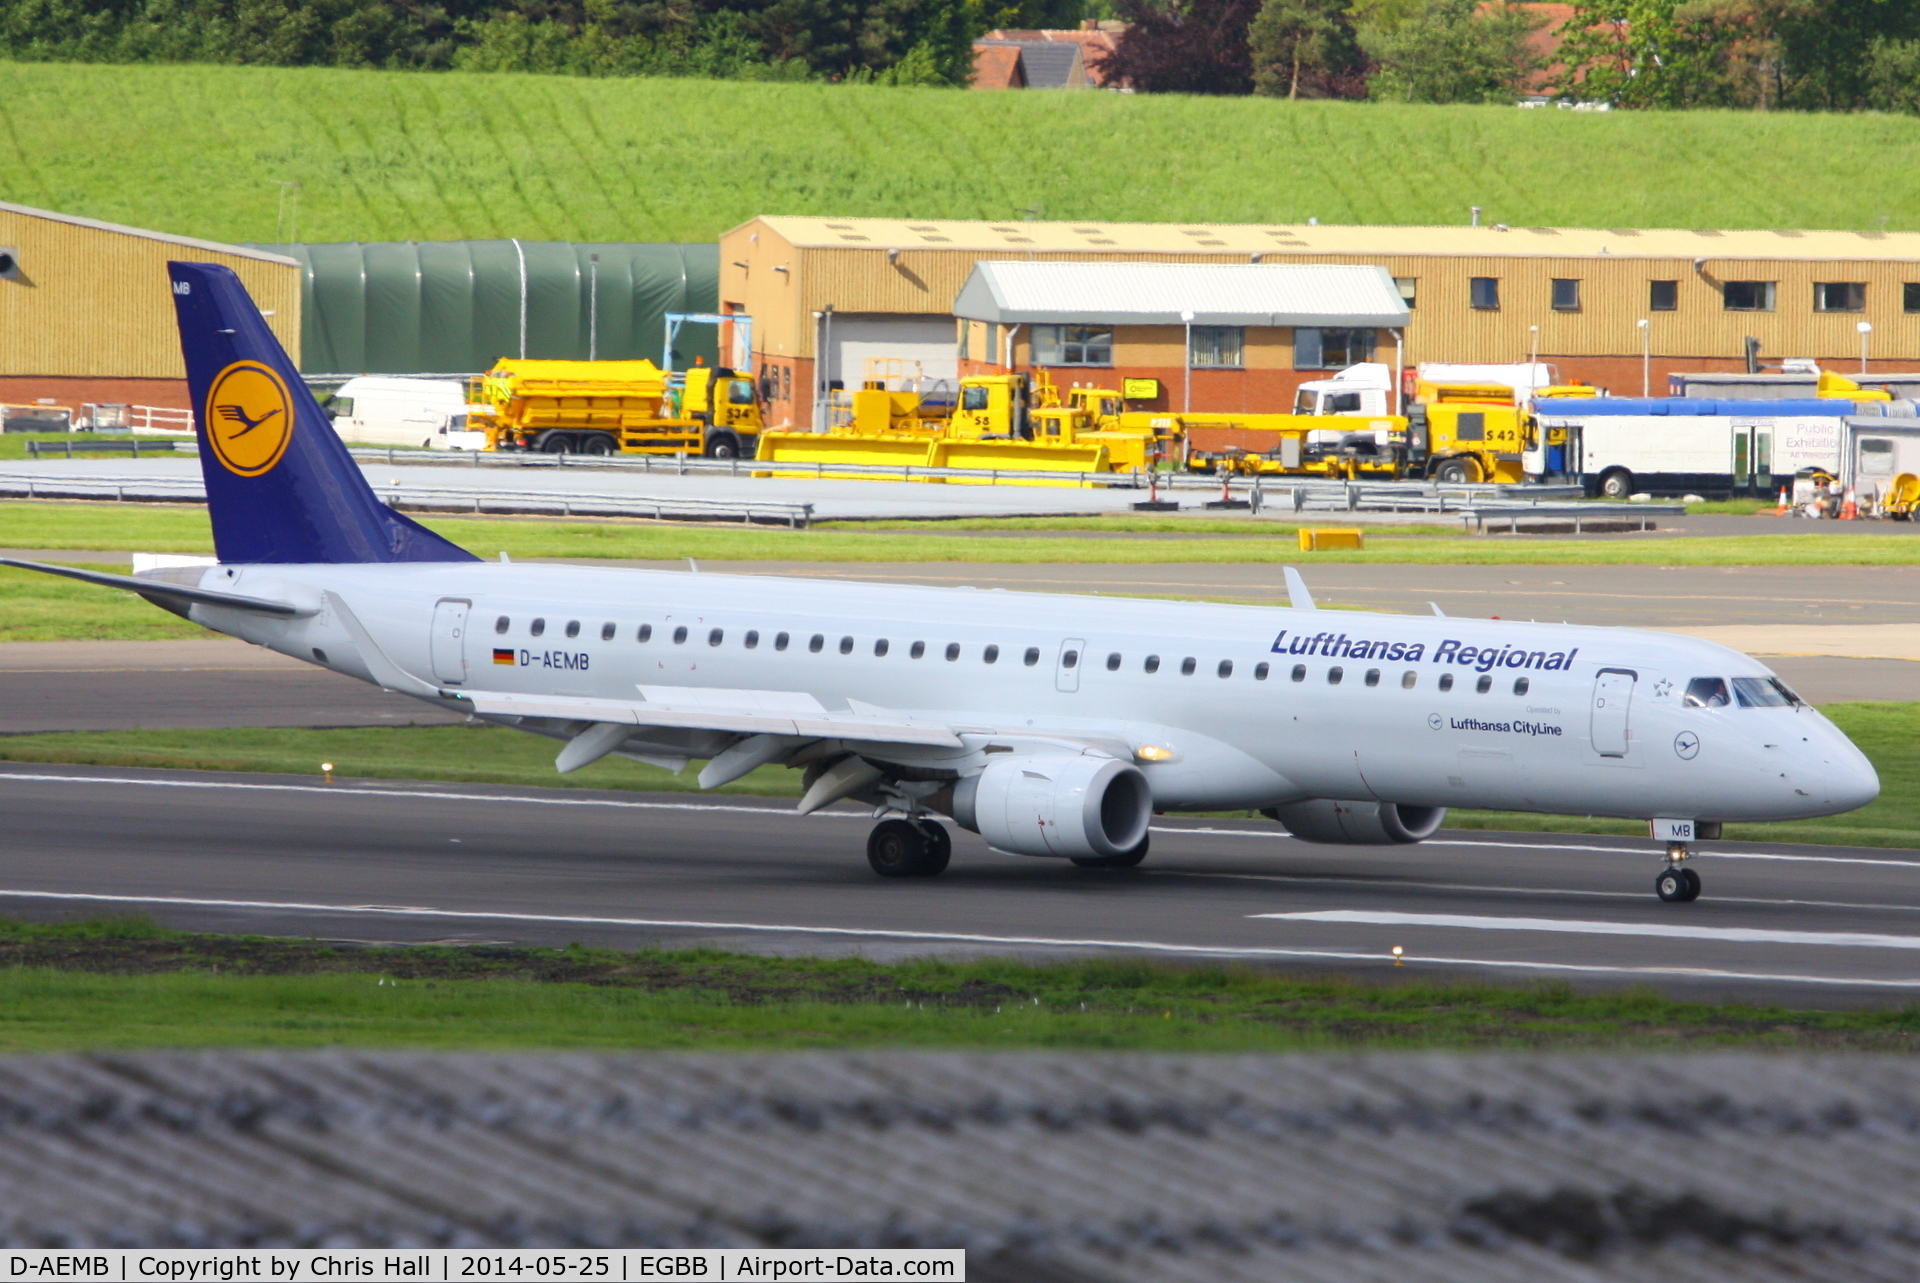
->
xmin=1841 ymin=486 xmax=1858 ymax=520
xmin=1776 ymin=485 xmax=1790 ymax=515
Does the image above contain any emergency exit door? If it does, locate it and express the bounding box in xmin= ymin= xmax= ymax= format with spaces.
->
xmin=1590 ymin=669 xmax=1636 ymax=758
xmin=1056 ymin=638 xmax=1085 ymax=693
xmin=430 ymin=598 xmax=470 ymax=684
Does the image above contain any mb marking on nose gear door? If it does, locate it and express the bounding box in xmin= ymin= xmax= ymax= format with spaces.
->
xmin=1055 ymin=638 xmax=1085 ymax=693
xmin=430 ymin=598 xmax=471 ymax=685
xmin=1591 ymin=668 xmax=1637 ymax=758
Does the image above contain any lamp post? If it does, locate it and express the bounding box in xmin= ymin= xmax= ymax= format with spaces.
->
xmin=512 ymin=238 xmax=528 ymax=359
xmin=588 ymin=253 xmax=600 ymax=362
xmin=1181 ymin=309 xmax=1195 ymax=414
xmin=1637 ymin=318 xmax=1650 ymax=397
xmin=1859 ymin=320 xmax=1874 ymax=375
xmin=1527 ymin=324 xmax=1539 ymax=384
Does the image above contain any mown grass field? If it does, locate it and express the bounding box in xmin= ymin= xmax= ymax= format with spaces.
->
xmin=0 ymin=562 xmax=210 ymax=640
xmin=3 ymin=703 xmax=1912 ymax=845
xmin=3 ymin=918 xmax=1918 ymax=1051
xmin=5 ymin=62 xmax=1920 ymax=243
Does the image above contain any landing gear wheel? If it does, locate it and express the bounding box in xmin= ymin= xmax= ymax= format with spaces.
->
xmin=1071 ymin=834 xmax=1149 ymax=869
xmin=1655 ymin=866 xmax=1701 ymax=902
xmin=867 ymin=819 xmax=947 ymax=878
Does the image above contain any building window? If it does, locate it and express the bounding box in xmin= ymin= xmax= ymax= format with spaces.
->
xmin=1650 ymin=280 xmax=1678 ymax=311
xmin=1031 ymin=324 xmax=1112 ymax=367
xmin=1294 ymin=327 xmax=1377 ymax=371
xmin=1906 ymin=283 xmax=1920 ymax=314
xmin=1814 ymin=282 xmax=1866 ymax=313
xmin=1551 ymin=279 xmax=1580 ymax=311
xmin=1189 ymin=326 xmax=1243 ymax=368
xmin=1470 ymin=277 xmax=1500 ymax=310
xmin=1394 ymin=277 xmax=1417 ymax=309
xmin=1723 ymin=280 xmax=1776 ymax=312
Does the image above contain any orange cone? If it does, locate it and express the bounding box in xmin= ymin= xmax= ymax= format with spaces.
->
xmin=1776 ymin=486 xmax=1790 ymax=515
xmin=1841 ymin=486 xmax=1859 ymax=520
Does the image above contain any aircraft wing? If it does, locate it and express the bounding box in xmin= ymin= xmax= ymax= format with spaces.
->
xmin=453 ymin=687 xmax=965 ymax=749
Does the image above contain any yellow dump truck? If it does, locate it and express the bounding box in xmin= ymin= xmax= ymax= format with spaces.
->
xmin=476 ymin=359 xmax=763 ymax=459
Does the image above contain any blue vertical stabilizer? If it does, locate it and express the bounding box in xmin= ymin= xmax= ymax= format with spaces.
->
xmin=168 ymin=261 xmax=479 ymax=565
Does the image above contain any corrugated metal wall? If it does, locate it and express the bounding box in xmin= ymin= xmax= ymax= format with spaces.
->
xmin=249 ymin=242 xmax=720 ymax=374
xmin=0 ymin=208 xmax=300 ymax=379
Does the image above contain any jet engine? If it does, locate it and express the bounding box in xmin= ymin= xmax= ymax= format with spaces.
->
xmin=1265 ymin=799 xmax=1445 ymax=845
xmin=951 ymin=754 xmax=1152 ymax=860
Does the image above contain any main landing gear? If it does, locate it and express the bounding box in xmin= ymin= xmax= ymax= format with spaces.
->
xmin=1655 ymin=843 xmax=1702 ymax=902
xmin=867 ymin=818 xmax=952 ymax=878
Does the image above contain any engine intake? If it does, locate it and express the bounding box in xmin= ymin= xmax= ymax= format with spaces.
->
xmin=1264 ymin=799 xmax=1445 ymax=845
xmin=952 ymin=754 xmax=1152 ymax=860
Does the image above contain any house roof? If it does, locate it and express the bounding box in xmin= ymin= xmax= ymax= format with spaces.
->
xmin=953 ymin=260 xmax=1411 ymax=327
xmin=0 ymin=200 xmax=300 ymax=266
xmin=969 ymin=45 xmax=1025 ymax=90
xmin=747 ymin=215 xmax=1920 ymax=262
xmin=974 ymin=40 xmax=1086 ymax=88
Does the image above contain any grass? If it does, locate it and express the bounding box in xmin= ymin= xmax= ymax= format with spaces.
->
xmin=0 ymin=562 xmax=212 ymax=640
xmin=3 ymin=917 xmax=1919 ymax=1051
xmin=6 ymin=63 xmax=1920 ymax=244
xmin=6 ymin=500 xmax=1920 ymax=567
xmin=2 ymin=703 xmax=1914 ymax=845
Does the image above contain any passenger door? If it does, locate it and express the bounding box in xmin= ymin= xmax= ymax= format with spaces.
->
xmin=1590 ymin=669 xmax=1636 ymax=758
xmin=430 ymin=598 xmax=471 ymax=685
xmin=1055 ymin=638 xmax=1085 ymax=693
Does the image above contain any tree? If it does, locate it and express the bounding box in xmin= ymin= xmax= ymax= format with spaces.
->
xmin=1094 ymin=0 xmax=1261 ymax=93
xmin=1247 ymin=0 xmax=1361 ymax=98
xmin=1550 ymin=0 xmax=1739 ymax=107
xmin=1358 ymin=0 xmax=1542 ymax=104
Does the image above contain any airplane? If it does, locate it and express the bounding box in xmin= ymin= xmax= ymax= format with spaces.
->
xmin=1 ymin=263 xmax=1879 ymax=903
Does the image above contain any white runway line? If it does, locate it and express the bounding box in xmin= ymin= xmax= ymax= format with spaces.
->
xmin=2 ymin=886 xmax=1920 ymax=988
xmin=1264 ymin=909 xmax=1920 ymax=951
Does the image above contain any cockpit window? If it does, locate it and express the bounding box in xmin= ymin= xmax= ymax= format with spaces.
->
xmin=1732 ymin=676 xmax=1801 ymax=708
xmin=1684 ymin=677 xmax=1730 ymax=708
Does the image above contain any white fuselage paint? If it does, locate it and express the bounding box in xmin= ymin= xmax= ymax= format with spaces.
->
xmin=185 ymin=561 xmax=1878 ymax=823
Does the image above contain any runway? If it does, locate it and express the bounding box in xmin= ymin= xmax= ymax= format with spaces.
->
xmin=3 ymin=763 xmax=1914 ymax=1003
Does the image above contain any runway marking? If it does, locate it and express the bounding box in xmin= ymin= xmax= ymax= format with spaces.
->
xmin=0 ymin=885 xmax=1916 ymax=988
xmin=1263 ymin=910 xmax=1920 ymax=951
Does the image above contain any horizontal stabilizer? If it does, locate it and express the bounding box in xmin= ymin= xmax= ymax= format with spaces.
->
xmin=0 ymin=558 xmax=307 ymax=617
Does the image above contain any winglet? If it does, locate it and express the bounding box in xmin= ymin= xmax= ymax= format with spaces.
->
xmin=1283 ymin=566 xmax=1316 ymax=611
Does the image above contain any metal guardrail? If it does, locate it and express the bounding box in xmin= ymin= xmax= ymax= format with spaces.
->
xmin=26 ymin=439 xmax=190 ymax=459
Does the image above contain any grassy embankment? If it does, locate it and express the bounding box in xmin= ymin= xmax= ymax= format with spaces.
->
xmin=5 ymin=62 xmax=1920 ymax=243
xmin=3 ymin=917 xmax=1918 ymax=1052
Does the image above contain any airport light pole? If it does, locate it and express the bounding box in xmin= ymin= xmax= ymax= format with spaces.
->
xmin=1859 ymin=320 xmax=1873 ymax=375
xmin=513 ymin=238 xmax=528 ymax=359
xmin=1638 ymin=318 xmax=1650 ymax=397
xmin=1181 ymin=310 xmax=1195 ymax=414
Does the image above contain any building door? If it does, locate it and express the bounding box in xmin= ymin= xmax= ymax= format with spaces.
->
xmin=430 ymin=598 xmax=470 ymax=685
xmin=1055 ymin=638 xmax=1085 ymax=693
xmin=1590 ymin=669 xmax=1636 ymax=758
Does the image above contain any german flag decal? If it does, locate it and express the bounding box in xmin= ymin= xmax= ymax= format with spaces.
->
xmin=492 ymin=648 xmax=515 ymax=666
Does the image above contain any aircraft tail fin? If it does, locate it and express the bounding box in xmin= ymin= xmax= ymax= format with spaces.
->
xmin=168 ymin=261 xmax=478 ymax=565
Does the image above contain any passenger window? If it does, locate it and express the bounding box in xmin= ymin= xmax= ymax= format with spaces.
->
xmin=1063 ymin=649 xmax=1080 ymax=669
xmin=946 ymin=643 xmax=961 ymax=661
xmin=875 ymin=639 xmax=889 ymax=657
xmin=637 ymin=624 xmax=652 ymax=642
xmin=709 ymin=628 xmax=724 ymax=646
xmin=1513 ymin=677 xmax=1529 ymax=695
xmin=745 ymin=630 xmax=760 ymax=649
xmin=1254 ymin=662 xmax=1269 ymax=680
xmin=531 ymin=618 xmax=546 ymax=637
xmin=1364 ymin=669 xmax=1380 ymax=687
xmin=1179 ymin=657 xmax=1196 ymax=675
xmin=1144 ymin=655 xmax=1161 ymax=673
xmin=495 ymin=616 xmax=510 ymax=634
xmin=1401 ymin=671 xmax=1417 ymax=689
xmin=1476 ymin=674 xmax=1493 ymax=693
xmin=565 ymin=620 xmax=580 ymax=639
xmin=809 ymin=634 xmax=825 ymax=653
xmin=774 ymin=632 xmax=790 ymax=651
xmin=672 ymin=626 xmax=688 ymax=644
xmin=839 ymin=636 xmax=853 ymax=654
xmin=1732 ymin=676 xmax=1798 ymax=708
xmin=1217 ymin=659 xmax=1233 ymax=678
xmin=600 ymin=622 xmax=615 ymax=641
xmin=1025 ymin=647 xmax=1041 ymax=666
xmin=1328 ymin=666 xmax=1343 ymax=684
xmin=1291 ymin=664 xmax=1306 ymax=682
xmin=1685 ymin=677 xmax=1731 ymax=708
xmin=1438 ymin=673 xmax=1454 ymax=691
xmin=1106 ymin=652 xmax=1121 ymax=671
xmin=911 ymin=641 xmax=926 ymax=659
xmin=984 ymin=645 xmax=999 ymax=663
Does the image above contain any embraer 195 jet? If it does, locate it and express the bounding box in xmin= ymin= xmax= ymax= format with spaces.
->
xmin=6 ymin=264 xmax=1880 ymax=902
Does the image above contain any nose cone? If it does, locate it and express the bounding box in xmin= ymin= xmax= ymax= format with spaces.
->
xmin=1810 ymin=726 xmax=1880 ymax=816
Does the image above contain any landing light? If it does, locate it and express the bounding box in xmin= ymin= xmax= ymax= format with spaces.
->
xmin=1135 ymin=745 xmax=1175 ymax=762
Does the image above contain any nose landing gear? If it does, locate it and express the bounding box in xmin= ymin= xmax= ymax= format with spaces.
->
xmin=1655 ymin=843 xmax=1701 ymax=902
xmin=867 ymin=818 xmax=952 ymax=878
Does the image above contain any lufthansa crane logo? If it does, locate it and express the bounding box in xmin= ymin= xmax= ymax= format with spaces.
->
xmin=204 ymin=360 xmax=293 ymax=477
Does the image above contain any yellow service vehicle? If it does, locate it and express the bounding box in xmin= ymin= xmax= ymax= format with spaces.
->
xmin=476 ymin=359 xmax=763 ymax=459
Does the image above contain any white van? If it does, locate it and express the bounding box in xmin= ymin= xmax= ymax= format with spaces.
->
xmin=326 ymin=377 xmax=488 ymax=450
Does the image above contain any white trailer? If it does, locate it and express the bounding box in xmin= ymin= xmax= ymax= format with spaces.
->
xmin=326 ymin=377 xmax=488 ymax=450
xmin=1532 ymin=403 xmax=1846 ymax=498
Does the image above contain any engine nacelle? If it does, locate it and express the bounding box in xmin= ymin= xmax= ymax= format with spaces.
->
xmin=952 ymin=754 xmax=1152 ymax=860
xmin=1265 ymin=799 xmax=1445 ymax=845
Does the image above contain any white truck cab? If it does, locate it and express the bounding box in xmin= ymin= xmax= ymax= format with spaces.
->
xmin=1292 ymin=363 xmax=1393 ymax=416
xmin=327 ymin=377 xmax=489 ymax=450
